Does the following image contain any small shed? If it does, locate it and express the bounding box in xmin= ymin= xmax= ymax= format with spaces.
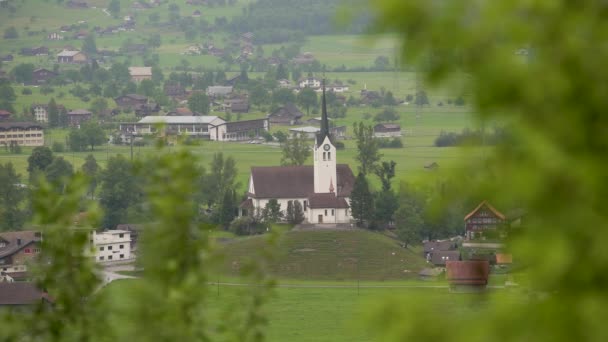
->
xmin=446 ymin=260 xmax=490 ymax=292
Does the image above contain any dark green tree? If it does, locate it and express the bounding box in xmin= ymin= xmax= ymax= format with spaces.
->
xmin=276 ymin=63 xmax=289 ymax=80
xmin=394 ymin=182 xmax=425 ymax=248
xmin=27 ymin=146 xmax=53 ymax=177
xmin=349 ymin=172 xmax=374 ymax=227
xmin=45 ymin=157 xmax=74 ymax=193
xmin=217 ymin=189 xmax=236 ymax=228
xmin=286 ymin=200 xmax=305 ymax=224
xmin=0 ymin=162 xmax=26 ymax=231
xmin=272 ymin=88 xmax=296 ymax=106
xmin=200 ymin=153 xmax=238 ymax=208
xmin=99 ymin=155 xmax=141 ymax=228
xmin=81 ymin=121 xmax=106 ymax=151
xmin=108 ymin=0 xmax=120 ymax=18
xmin=373 ymin=108 xmax=400 ymax=122
xmin=280 ymin=133 xmax=311 ymax=166
xmin=262 ymin=199 xmax=282 ymax=223
xmin=81 ymin=154 xmax=99 ymax=199
xmin=250 ymin=84 xmax=269 ymax=108
xmin=89 ymin=98 xmax=108 ymax=116
xmin=188 ymin=92 xmax=210 ymax=114
xmin=11 ymin=63 xmax=35 ymax=85
xmin=3 ymin=26 xmax=18 ymax=39
xmin=68 ymin=128 xmax=87 ymax=152
xmin=415 ymin=90 xmax=429 ymax=106
xmin=82 ymin=34 xmax=97 ymax=54
xmin=375 ymin=160 xmax=396 ymax=191
xmin=297 ymin=87 xmax=318 ymax=116
xmin=353 ymin=122 xmax=382 ymax=175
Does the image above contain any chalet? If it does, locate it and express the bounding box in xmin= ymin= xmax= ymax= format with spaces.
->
xmin=326 ymin=83 xmax=349 ymax=93
xmin=430 ymin=250 xmax=461 ymax=267
xmin=114 ymin=94 xmax=149 ymax=110
xmin=31 ymin=103 xmax=66 ymax=123
xmin=0 ymin=122 xmax=44 ymax=146
xmin=0 ymin=110 xmax=11 ymax=121
xmin=31 ymin=68 xmax=57 ymax=85
xmin=47 ymin=32 xmax=64 ymax=40
xmin=66 ymin=109 xmax=92 ymax=127
xmin=278 ymin=79 xmax=292 ymax=88
xmin=292 ymin=52 xmax=315 ymax=65
xmin=57 ymin=50 xmax=87 ymax=64
xmin=374 ymin=123 xmax=402 ymax=138
xmin=128 ymin=67 xmax=152 ymax=83
xmin=166 ymin=107 xmax=194 ymax=116
xmin=164 ymin=83 xmax=186 ymax=98
xmin=298 ymin=77 xmax=321 ymax=89
xmin=228 ymin=100 xmax=250 ymax=113
xmin=208 ymin=47 xmax=225 ymax=57
xmin=20 ymin=46 xmax=49 ymax=56
xmin=192 ymin=10 xmax=201 ymax=17
xmin=0 ymin=282 xmax=54 ymax=308
xmin=268 ymin=103 xmax=303 ymax=125
xmin=423 ymin=240 xmax=458 ymax=257
xmin=206 ymin=86 xmax=233 ymax=98
xmin=360 ymin=90 xmax=382 ymax=104
xmin=134 ymin=103 xmax=160 ymax=118
xmin=73 ymin=30 xmax=89 ymax=40
xmin=0 ymin=231 xmax=43 ymax=280
xmin=1 ymin=54 xmax=14 ymax=62
xmin=464 ymin=201 xmax=507 ymax=240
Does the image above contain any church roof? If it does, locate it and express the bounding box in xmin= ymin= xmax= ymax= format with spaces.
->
xmin=249 ymin=164 xmax=355 ymax=199
xmin=308 ymin=193 xmax=349 ymax=209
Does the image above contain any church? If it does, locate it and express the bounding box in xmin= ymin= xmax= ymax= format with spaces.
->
xmin=240 ymin=83 xmax=355 ymax=224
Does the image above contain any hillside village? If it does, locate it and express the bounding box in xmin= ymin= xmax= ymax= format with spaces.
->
xmin=0 ymin=0 xmax=583 ymax=341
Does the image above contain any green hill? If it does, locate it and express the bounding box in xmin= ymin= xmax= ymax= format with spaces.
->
xmin=219 ymin=229 xmax=427 ymax=281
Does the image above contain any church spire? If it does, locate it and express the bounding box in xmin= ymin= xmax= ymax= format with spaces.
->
xmin=316 ymin=79 xmax=331 ymax=146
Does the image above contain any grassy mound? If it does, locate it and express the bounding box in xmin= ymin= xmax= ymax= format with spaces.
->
xmin=219 ymin=229 xmax=427 ymax=281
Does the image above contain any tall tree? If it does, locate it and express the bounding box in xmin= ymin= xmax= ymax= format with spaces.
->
xmin=188 ymin=92 xmax=210 ymax=114
xmin=99 ymin=155 xmax=141 ymax=229
xmin=45 ymin=157 xmax=74 ymax=193
xmin=276 ymin=63 xmax=289 ymax=80
xmin=394 ymin=182 xmax=425 ymax=247
xmin=81 ymin=121 xmax=106 ymax=151
xmin=353 ymin=122 xmax=382 ymax=174
xmin=375 ymin=160 xmax=396 ymax=191
xmin=81 ymin=154 xmax=99 ymax=200
xmin=107 ymin=0 xmax=120 ymax=18
xmin=27 ymin=146 xmax=53 ymax=178
xmin=286 ymin=200 xmax=305 ymax=224
xmin=200 ymin=152 xmax=238 ymax=208
xmin=281 ymin=133 xmax=311 ymax=166
xmin=82 ymin=34 xmax=97 ymax=54
xmin=272 ymin=88 xmax=296 ymax=106
xmin=349 ymin=172 xmax=374 ymax=227
xmin=297 ymin=87 xmax=318 ymax=116
xmin=250 ymin=84 xmax=269 ymax=108
xmin=0 ymin=162 xmax=26 ymax=230
xmin=11 ymin=63 xmax=35 ymax=85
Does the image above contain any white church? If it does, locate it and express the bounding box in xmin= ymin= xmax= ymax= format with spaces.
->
xmin=240 ymin=83 xmax=355 ymax=224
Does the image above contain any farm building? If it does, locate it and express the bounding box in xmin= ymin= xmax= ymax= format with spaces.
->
xmin=268 ymin=103 xmax=304 ymax=125
xmin=373 ymin=123 xmax=402 ymax=137
xmin=464 ymin=201 xmax=507 ymax=240
xmin=57 ymin=49 xmax=87 ymax=63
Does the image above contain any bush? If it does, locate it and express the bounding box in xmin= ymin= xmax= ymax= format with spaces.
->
xmin=51 ymin=141 xmax=65 ymax=153
xmin=377 ymin=138 xmax=403 ymax=148
xmin=21 ymin=88 xmax=32 ymax=95
xmin=229 ymin=216 xmax=266 ymax=236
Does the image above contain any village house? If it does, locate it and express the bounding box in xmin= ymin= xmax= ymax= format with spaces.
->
xmin=66 ymin=109 xmax=92 ymax=127
xmin=373 ymin=123 xmax=402 ymax=138
xmin=57 ymin=49 xmax=87 ymax=64
xmin=114 ymin=94 xmax=149 ymax=110
xmin=292 ymin=52 xmax=315 ymax=65
xmin=1 ymin=55 xmax=13 ymax=63
xmin=0 ymin=122 xmax=44 ymax=146
xmin=215 ymin=119 xmax=269 ymax=141
xmin=128 ymin=67 xmax=152 ymax=83
xmin=0 ymin=282 xmax=54 ymax=308
xmin=360 ymin=89 xmax=382 ymax=105
xmin=0 ymin=110 xmax=11 ymax=121
xmin=464 ymin=201 xmax=507 ymax=240
xmin=241 ymin=85 xmax=355 ymax=224
xmin=30 ymin=68 xmax=57 ymax=85
xmin=289 ymin=125 xmax=346 ymax=140
xmin=430 ymin=250 xmax=462 ymax=267
xmin=326 ymin=83 xmax=350 ymax=93
xmin=192 ymin=9 xmax=201 ymax=17
xmin=278 ymin=79 xmax=292 ymax=89
xmin=31 ymin=103 xmax=65 ymax=123
xmin=20 ymin=46 xmax=49 ymax=56
xmin=206 ymin=86 xmax=233 ymax=98
xmin=91 ymin=230 xmax=132 ymax=263
xmin=298 ymin=77 xmax=321 ymax=89
xmin=47 ymin=32 xmax=64 ymax=40
xmin=164 ymin=83 xmax=186 ymax=98
xmin=268 ymin=103 xmax=304 ymax=125
xmin=0 ymin=231 xmax=43 ymax=280
xmin=166 ymin=107 xmax=195 ymax=116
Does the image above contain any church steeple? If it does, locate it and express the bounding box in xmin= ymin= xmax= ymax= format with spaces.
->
xmin=316 ymin=79 xmax=331 ymax=146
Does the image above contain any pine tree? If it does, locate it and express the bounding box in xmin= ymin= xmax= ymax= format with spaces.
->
xmin=349 ymin=172 xmax=374 ymax=227
xmin=47 ymin=98 xmax=59 ymax=128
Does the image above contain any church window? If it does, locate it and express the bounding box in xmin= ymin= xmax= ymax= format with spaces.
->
xmin=331 ymin=209 xmax=334 ymax=216
xmin=323 ymin=152 xmax=326 ymax=161
xmin=328 ymin=152 xmax=331 ymax=160
xmin=303 ymin=200 xmax=308 ymax=211
xmin=324 ymin=210 xmax=328 ymax=216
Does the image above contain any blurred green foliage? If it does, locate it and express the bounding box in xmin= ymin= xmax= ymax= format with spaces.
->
xmin=364 ymin=0 xmax=608 ymax=341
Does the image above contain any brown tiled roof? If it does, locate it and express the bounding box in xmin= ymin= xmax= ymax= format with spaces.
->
xmin=464 ymin=201 xmax=506 ymax=221
xmin=423 ymin=240 xmax=456 ymax=254
xmin=250 ymin=164 xmax=355 ymax=199
xmin=0 ymin=231 xmax=41 ymax=258
xmin=446 ymin=261 xmax=489 ymax=285
xmin=0 ymin=282 xmax=53 ymax=305
xmin=308 ymin=193 xmax=349 ymax=209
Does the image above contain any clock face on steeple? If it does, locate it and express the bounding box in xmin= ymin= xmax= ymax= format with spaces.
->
xmin=323 ymin=144 xmax=330 ymax=151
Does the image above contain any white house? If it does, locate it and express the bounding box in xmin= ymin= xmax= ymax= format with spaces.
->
xmin=298 ymin=77 xmax=321 ymax=89
xmin=241 ymin=83 xmax=355 ymax=224
xmin=92 ymin=230 xmax=131 ymax=262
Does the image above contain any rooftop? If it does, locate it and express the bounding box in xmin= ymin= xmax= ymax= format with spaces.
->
xmin=138 ymin=115 xmax=222 ymax=125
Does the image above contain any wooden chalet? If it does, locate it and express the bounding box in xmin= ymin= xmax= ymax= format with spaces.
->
xmin=31 ymin=68 xmax=57 ymax=85
xmin=373 ymin=123 xmax=402 ymax=137
xmin=464 ymin=201 xmax=507 ymax=240
xmin=114 ymin=94 xmax=149 ymax=110
xmin=446 ymin=260 xmax=490 ymax=292
xmin=0 ymin=231 xmax=43 ymax=280
xmin=66 ymin=109 xmax=92 ymax=127
xmin=268 ymin=103 xmax=303 ymax=125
